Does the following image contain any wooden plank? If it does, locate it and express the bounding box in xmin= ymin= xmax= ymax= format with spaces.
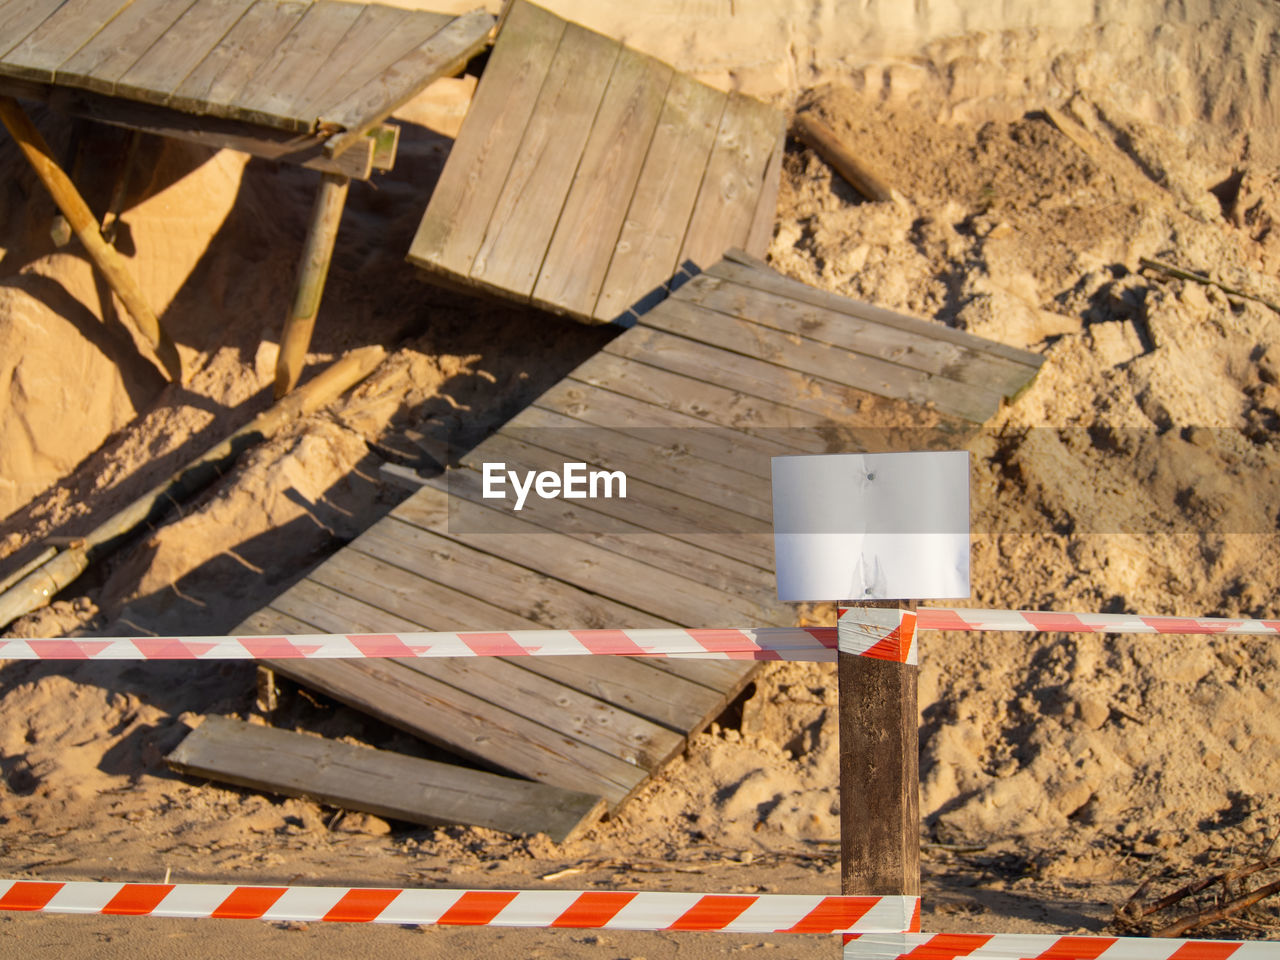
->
xmin=641 ymin=656 xmax=757 ymax=693
xmin=355 ymin=516 xmax=674 ymax=629
xmin=467 ymin=23 xmax=619 ymax=296
xmin=267 ymin=655 xmax=640 ymax=807
xmin=454 ymin=434 xmax=777 ymax=569
xmin=393 ymin=655 xmax=683 ymax=772
xmin=0 ymin=0 xmax=78 ymax=63
xmin=167 ymin=714 xmax=606 ymax=843
xmin=407 ymin=0 xmax=565 ymax=277
xmin=319 ymin=8 xmax=492 ymax=157
xmin=615 ymin=306 xmax=1000 ymax=423
xmin=308 ymin=545 xmax=544 ymax=632
xmin=678 ymin=93 xmax=781 ymax=272
xmin=530 ymin=45 xmax=671 ymax=319
xmin=679 ymin=268 xmax=1037 ymax=397
xmin=644 ymin=295 xmax=1001 ymax=421
xmin=114 ymin=0 xmax=258 ymax=105
xmin=594 ymin=73 xmax=725 ymax=322
xmin=442 ymin=463 xmax=781 ymax=606
xmin=169 ymin=0 xmax=307 ymax=118
xmin=499 ymin=403 xmax=774 ymax=522
xmin=743 ymin=119 xmax=784 ymax=256
xmin=535 ymin=377 xmax=797 ymax=480
xmin=395 ymin=482 xmax=768 ymax=626
xmin=721 ymin=249 xmax=1045 ymax=372
xmin=29 ymin=79 xmax=375 ymax=178
xmin=264 ymin=580 xmax=647 ymax=806
xmin=56 ymin=0 xmax=199 ymax=97
xmin=229 ymin=0 xmax=364 ymax=131
xmin=570 ymin=350 xmax=838 ymax=452
xmin=0 ymin=0 xmax=127 ymax=81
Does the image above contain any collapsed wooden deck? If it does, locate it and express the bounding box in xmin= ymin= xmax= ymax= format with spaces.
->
xmin=231 ymin=252 xmax=1040 ymax=832
xmin=408 ymin=0 xmax=785 ymax=324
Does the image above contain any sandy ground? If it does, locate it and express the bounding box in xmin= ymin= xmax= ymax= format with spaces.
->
xmin=4 ymin=2 xmax=1280 ymax=957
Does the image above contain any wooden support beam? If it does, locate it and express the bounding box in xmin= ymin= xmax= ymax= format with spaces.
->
xmin=275 ymin=171 xmax=350 ymax=398
xmin=793 ymin=111 xmax=895 ymax=204
xmin=838 ymin=599 xmax=920 ymax=898
xmin=0 ymin=95 xmax=182 ymax=382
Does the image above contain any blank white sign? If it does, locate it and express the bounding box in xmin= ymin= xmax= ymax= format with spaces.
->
xmin=772 ymin=451 xmax=971 ymax=602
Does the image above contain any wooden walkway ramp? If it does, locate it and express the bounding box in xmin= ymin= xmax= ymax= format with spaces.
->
xmin=231 ymin=252 xmax=1040 ymax=834
xmin=407 ymin=0 xmax=785 ymax=324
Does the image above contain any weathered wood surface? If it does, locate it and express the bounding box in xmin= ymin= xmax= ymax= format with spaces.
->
xmin=167 ymin=714 xmax=607 ymax=842
xmin=0 ymin=0 xmax=492 ymax=142
xmin=408 ymin=0 xmax=783 ymax=324
xmin=233 ymin=249 xmax=1038 ymax=830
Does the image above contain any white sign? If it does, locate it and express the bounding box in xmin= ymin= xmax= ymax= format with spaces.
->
xmin=771 ymin=451 xmax=971 ymax=602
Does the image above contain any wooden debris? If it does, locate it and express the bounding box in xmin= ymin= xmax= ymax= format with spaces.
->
xmin=792 ymin=111 xmax=894 ymax=203
xmin=1139 ymin=256 xmax=1280 ymax=315
xmin=167 ymin=714 xmax=606 ymax=843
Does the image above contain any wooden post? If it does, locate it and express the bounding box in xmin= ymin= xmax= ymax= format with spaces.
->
xmin=792 ymin=111 xmax=895 ymax=204
xmin=275 ymin=172 xmax=350 ymax=398
xmin=838 ymin=599 xmax=920 ymax=898
xmin=0 ymin=96 xmax=182 ymax=382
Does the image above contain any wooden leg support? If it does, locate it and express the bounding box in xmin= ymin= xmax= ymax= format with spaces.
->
xmin=256 ymin=665 xmax=278 ymax=716
xmin=0 ymin=96 xmax=182 ymax=382
xmin=274 ymin=171 xmax=350 ymax=398
xmin=839 ymin=600 xmax=920 ymax=898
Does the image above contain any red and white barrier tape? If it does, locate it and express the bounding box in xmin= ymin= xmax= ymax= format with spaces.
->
xmin=844 ymin=933 xmax=1279 ymax=960
xmin=2 ymin=610 xmax=1273 ymax=662
xmin=0 ymin=880 xmax=916 ymax=933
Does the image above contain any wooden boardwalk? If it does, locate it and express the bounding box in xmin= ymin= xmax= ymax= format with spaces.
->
xmin=0 ymin=0 xmax=493 ymax=174
xmin=233 ymin=252 xmax=1040 ymax=830
xmin=407 ymin=0 xmax=785 ymax=324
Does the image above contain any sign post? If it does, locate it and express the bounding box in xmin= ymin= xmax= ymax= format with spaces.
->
xmin=772 ymin=452 xmax=970 ymax=900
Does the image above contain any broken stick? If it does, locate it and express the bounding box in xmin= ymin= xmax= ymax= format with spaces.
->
xmin=1139 ymin=257 xmax=1280 ymax=315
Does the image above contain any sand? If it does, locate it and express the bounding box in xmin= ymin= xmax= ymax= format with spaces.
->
xmin=3 ymin=1 xmax=1280 ymax=956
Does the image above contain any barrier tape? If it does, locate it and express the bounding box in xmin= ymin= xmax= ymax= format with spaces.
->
xmin=2 ymin=610 xmax=1273 ymax=662
xmin=0 ymin=881 xmax=917 ymax=933
xmin=843 ymin=933 xmax=1280 ymax=960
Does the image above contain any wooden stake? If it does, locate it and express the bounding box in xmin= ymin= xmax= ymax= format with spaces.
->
xmin=793 ymin=112 xmax=895 ymax=204
xmin=275 ymin=172 xmax=350 ymax=398
xmin=0 ymin=96 xmax=182 ymax=382
xmin=838 ymin=599 xmax=920 ymax=898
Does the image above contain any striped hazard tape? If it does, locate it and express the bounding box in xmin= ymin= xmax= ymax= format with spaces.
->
xmin=0 ymin=880 xmax=917 ymax=933
xmin=1 ymin=610 xmax=1274 ymax=662
xmin=844 ymin=933 xmax=1280 ymax=960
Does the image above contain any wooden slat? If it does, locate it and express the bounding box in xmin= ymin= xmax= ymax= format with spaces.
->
xmin=720 ymin=248 xmax=1045 ymax=371
xmin=0 ymin=0 xmax=77 ymax=63
xmin=229 ymin=0 xmax=365 ymax=131
xmin=264 ymin=581 xmax=647 ymax=806
xmin=570 ymin=350 xmax=838 ymax=452
xmin=593 ymin=73 xmax=725 ymax=321
xmin=169 ymin=0 xmax=308 ymax=118
xmin=354 ymin=516 xmax=674 ymax=630
xmin=454 ymin=434 xmax=777 ymax=568
xmin=535 ymin=377 xmax=796 ymax=480
xmin=0 ymin=0 xmax=126 ymax=81
xmin=319 ymin=8 xmax=492 ymax=156
xmin=500 ymin=403 xmax=774 ymax=521
xmin=645 ymin=295 xmax=1001 ymax=421
xmin=468 ymin=22 xmax=619 ymax=295
xmin=56 ymin=0 xmax=199 ymax=97
xmin=395 ymin=482 xmax=767 ymax=627
xmin=530 ymin=45 xmax=671 ymax=318
xmin=442 ymin=464 xmax=781 ymax=607
xmin=743 ymin=124 xmax=784 ymax=256
xmin=167 ymin=714 xmax=606 ymax=843
xmin=407 ymin=0 xmax=565 ymax=277
xmin=393 ymin=656 xmax=683 ymax=772
xmin=678 ymin=93 xmax=781 ymax=272
xmin=699 ymin=259 xmax=1042 ymax=397
xmin=678 ymin=269 xmax=1036 ymax=397
xmin=114 ymin=0 xmax=258 ymax=105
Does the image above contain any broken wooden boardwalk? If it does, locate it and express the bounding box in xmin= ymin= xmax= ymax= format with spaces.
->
xmin=233 ymin=251 xmax=1040 ymax=830
xmin=407 ymin=0 xmax=785 ymax=324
